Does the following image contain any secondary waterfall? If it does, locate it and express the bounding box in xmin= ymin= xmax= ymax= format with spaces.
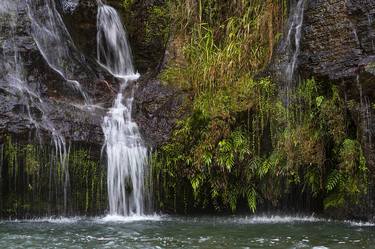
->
xmin=278 ymin=0 xmax=306 ymax=109
xmin=27 ymin=0 xmax=90 ymax=104
xmin=97 ymin=2 xmax=149 ymax=216
xmin=281 ymin=0 xmax=306 ymax=83
xmin=1 ymin=0 xmax=71 ymax=213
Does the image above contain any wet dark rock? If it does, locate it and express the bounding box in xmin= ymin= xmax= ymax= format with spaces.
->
xmin=270 ymin=0 xmax=375 ymax=172
xmin=133 ymin=76 xmax=188 ymax=148
xmin=299 ymin=0 xmax=375 ymax=168
xmin=0 ymin=0 xmax=118 ymax=145
xmin=0 ymin=0 xmax=180 ymax=218
xmin=291 ymin=0 xmax=375 ymax=220
xmin=266 ymin=0 xmax=375 ymax=221
xmin=300 ymin=0 xmax=375 ymax=81
xmin=61 ymin=0 xmax=169 ymax=75
xmin=107 ymin=0 xmax=169 ymax=74
xmin=59 ymin=0 xmax=99 ymax=61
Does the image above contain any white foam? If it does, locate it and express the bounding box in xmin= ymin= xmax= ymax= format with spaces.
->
xmin=234 ymin=215 xmax=324 ymax=224
xmin=21 ymin=217 xmax=81 ymax=224
xmin=97 ymin=214 xmax=162 ymax=223
xmin=345 ymin=220 xmax=375 ymax=227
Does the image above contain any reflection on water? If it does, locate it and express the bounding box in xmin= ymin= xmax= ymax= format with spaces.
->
xmin=0 ymin=215 xmax=374 ymax=248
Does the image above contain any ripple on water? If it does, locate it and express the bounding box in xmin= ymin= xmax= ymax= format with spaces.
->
xmin=231 ymin=215 xmax=324 ymax=224
xmin=6 ymin=217 xmax=82 ymax=224
xmin=0 ymin=215 xmax=374 ymax=249
xmin=29 ymin=217 xmax=81 ymax=224
xmin=95 ymin=214 xmax=162 ymax=223
xmin=345 ymin=220 xmax=375 ymax=227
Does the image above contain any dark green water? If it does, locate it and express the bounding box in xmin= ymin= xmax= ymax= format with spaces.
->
xmin=0 ymin=215 xmax=374 ymax=248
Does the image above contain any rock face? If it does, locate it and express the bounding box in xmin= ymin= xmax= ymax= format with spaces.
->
xmin=61 ymin=0 xmax=169 ymax=75
xmin=296 ymin=0 xmax=375 ymax=220
xmin=134 ymin=77 xmax=187 ymax=148
xmin=299 ymin=0 xmax=375 ymax=167
xmin=267 ymin=0 xmax=375 ymax=220
xmin=0 ymin=0 xmax=180 ymax=147
xmin=114 ymin=0 xmax=169 ymax=74
xmin=0 ymin=0 xmax=183 ymax=217
xmin=300 ymin=0 xmax=375 ymax=81
xmin=0 ymin=0 xmax=115 ymax=144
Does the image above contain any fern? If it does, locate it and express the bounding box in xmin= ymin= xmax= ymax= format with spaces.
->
xmin=202 ymin=151 xmax=213 ymax=167
xmin=227 ymin=190 xmax=238 ymax=213
xmin=324 ymin=193 xmax=345 ymax=209
xmin=247 ymin=187 xmax=257 ymax=213
xmin=191 ymin=175 xmax=203 ymax=199
xmin=304 ymin=168 xmax=321 ymax=197
xmin=217 ymin=140 xmax=235 ymax=171
xmin=326 ymin=170 xmax=342 ymax=192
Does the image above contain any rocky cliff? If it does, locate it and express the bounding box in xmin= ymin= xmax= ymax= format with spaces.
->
xmin=0 ymin=0 xmax=374 ymax=218
xmin=0 ymin=0 xmax=181 ymax=147
xmin=296 ymin=0 xmax=375 ymax=220
xmin=299 ymin=0 xmax=375 ymax=170
xmin=0 ymin=0 xmax=182 ymax=217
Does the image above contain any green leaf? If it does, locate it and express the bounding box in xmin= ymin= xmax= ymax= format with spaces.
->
xmin=247 ymin=188 xmax=257 ymax=213
xmin=326 ymin=170 xmax=342 ymax=192
xmin=316 ymin=96 xmax=324 ymax=107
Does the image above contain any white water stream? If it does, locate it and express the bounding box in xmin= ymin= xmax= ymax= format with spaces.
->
xmin=97 ymin=2 xmax=149 ymax=216
xmin=1 ymin=0 xmax=72 ymax=213
xmin=27 ymin=0 xmax=90 ymax=104
xmin=281 ymin=0 xmax=306 ymax=83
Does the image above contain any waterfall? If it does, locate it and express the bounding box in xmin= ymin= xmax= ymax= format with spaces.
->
xmin=278 ymin=0 xmax=306 ymax=109
xmin=356 ymin=76 xmax=373 ymax=149
xmin=280 ymin=0 xmax=306 ymax=84
xmin=1 ymin=0 xmax=71 ymax=214
xmin=26 ymin=0 xmax=90 ymax=104
xmin=60 ymin=0 xmax=79 ymax=13
xmin=97 ymin=3 xmax=149 ymax=216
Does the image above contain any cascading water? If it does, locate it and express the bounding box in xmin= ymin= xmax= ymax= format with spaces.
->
xmin=281 ymin=0 xmax=306 ymax=83
xmin=1 ymin=0 xmax=72 ymax=214
xmin=356 ymin=75 xmax=373 ymax=149
xmin=97 ymin=2 xmax=149 ymax=217
xmin=26 ymin=0 xmax=90 ymax=104
xmin=60 ymin=0 xmax=79 ymax=13
xmin=278 ymin=0 xmax=306 ymax=111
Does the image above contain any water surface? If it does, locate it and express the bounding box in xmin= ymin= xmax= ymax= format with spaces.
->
xmin=0 ymin=215 xmax=374 ymax=248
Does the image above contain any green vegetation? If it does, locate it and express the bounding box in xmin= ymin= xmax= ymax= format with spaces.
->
xmin=0 ymin=136 xmax=106 ymax=217
xmin=152 ymin=0 xmax=368 ymax=213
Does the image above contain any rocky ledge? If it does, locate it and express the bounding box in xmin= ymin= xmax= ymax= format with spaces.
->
xmin=0 ymin=0 xmax=182 ymax=148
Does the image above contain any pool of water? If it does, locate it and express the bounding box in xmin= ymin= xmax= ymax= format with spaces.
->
xmin=0 ymin=215 xmax=374 ymax=248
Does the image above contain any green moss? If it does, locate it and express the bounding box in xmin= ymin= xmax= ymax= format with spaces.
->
xmin=1 ymin=137 xmax=106 ymax=217
xmin=122 ymin=0 xmax=134 ymax=10
xmin=24 ymin=144 xmax=39 ymax=175
xmin=144 ymin=5 xmax=170 ymax=45
xmin=68 ymin=148 xmax=106 ymax=213
xmin=4 ymin=135 xmax=17 ymax=175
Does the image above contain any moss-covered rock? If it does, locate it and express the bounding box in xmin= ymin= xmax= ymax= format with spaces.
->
xmin=0 ymin=134 xmax=107 ymax=218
